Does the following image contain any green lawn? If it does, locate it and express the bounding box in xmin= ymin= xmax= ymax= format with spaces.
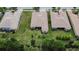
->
xmin=0 ymin=11 xmax=76 ymax=51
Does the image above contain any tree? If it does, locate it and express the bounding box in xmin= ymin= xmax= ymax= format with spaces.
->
xmin=33 ymin=7 xmax=39 ymax=12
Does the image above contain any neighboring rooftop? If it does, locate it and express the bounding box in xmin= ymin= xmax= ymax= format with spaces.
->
xmin=0 ymin=9 xmax=23 ymax=31
xmin=67 ymin=10 xmax=79 ymax=37
xmin=30 ymin=11 xmax=48 ymax=33
xmin=50 ymin=10 xmax=71 ymax=31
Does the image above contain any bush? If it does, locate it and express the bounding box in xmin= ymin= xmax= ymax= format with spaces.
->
xmin=1 ymin=33 xmax=8 ymax=38
xmin=42 ymin=39 xmax=66 ymax=51
xmin=52 ymin=40 xmax=65 ymax=51
xmin=42 ymin=34 xmax=47 ymax=39
xmin=65 ymin=40 xmax=74 ymax=48
xmin=31 ymin=35 xmax=35 ymax=47
xmin=72 ymin=41 xmax=79 ymax=48
xmin=0 ymin=39 xmax=7 ymax=51
xmin=31 ymin=39 xmax=35 ymax=47
xmin=56 ymin=35 xmax=72 ymax=41
xmin=0 ymin=38 xmax=24 ymax=51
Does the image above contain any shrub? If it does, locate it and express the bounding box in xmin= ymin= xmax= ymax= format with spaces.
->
xmin=1 ymin=33 xmax=8 ymax=38
xmin=42 ymin=39 xmax=51 ymax=51
xmin=52 ymin=40 xmax=66 ymax=51
xmin=65 ymin=40 xmax=74 ymax=48
xmin=0 ymin=38 xmax=24 ymax=51
xmin=0 ymin=39 xmax=6 ymax=51
xmin=42 ymin=39 xmax=66 ymax=51
xmin=56 ymin=35 xmax=72 ymax=41
xmin=42 ymin=34 xmax=47 ymax=39
xmin=72 ymin=41 xmax=79 ymax=48
xmin=31 ymin=35 xmax=35 ymax=47
xmin=31 ymin=39 xmax=35 ymax=47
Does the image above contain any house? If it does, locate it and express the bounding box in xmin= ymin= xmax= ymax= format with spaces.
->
xmin=40 ymin=7 xmax=52 ymax=11
xmin=0 ymin=9 xmax=22 ymax=32
xmin=50 ymin=10 xmax=71 ymax=31
xmin=30 ymin=11 xmax=48 ymax=33
xmin=67 ymin=10 xmax=79 ymax=37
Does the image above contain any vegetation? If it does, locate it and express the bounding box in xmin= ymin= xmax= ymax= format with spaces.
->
xmin=10 ymin=7 xmax=17 ymax=11
xmin=72 ymin=41 xmax=79 ymax=48
xmin=72 ymin=7 xmax=79 ymax=15
xmin=0 ymin=11 xmax=76 ymax=51
xmin=33 ymin=7 xmax=39 ymax=12
xmin=10 ymin=7 xmax=17 ymax=13
xmin=52 ymin=7 xmax=61 ymax=15
xmin=52 ymin=7 xmax=57 ymax=12
xmin=31 ymin=35 xmax=35 ymax=47
xmin=52 ymin=7 xmax=60 ymax=12
xmin=0 ymin=37 xmax=24 ymax=51
xmin=0 ymin=7 xmax=7 ymax=21
xmin=42 ymin=39 xmax=66 ymax=51
xmin=0 ymin=7 xmax=7 ymax=14
xmin=56 ymin=34 xmax=72 ymax=41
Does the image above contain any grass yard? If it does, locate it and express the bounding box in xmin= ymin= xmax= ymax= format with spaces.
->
xmin=0 ymin=11 xmax=76 ymax=51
